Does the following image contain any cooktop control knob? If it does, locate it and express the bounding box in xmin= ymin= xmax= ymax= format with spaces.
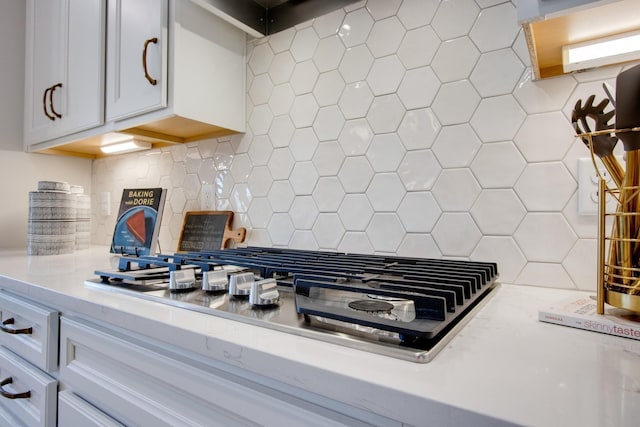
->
xmin=169 ymin=269 xmax=196 ymax=291
xmin=228 ymin=271 xmax=254 ymax=296
xmin=202 ymin=269 xmax=228 ymax=292
xmin=249 ymin=278 xmax=279 ymax=306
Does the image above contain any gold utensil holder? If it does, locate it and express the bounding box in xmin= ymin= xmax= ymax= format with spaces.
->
xmin=598 ymin=177 xmax=640 ymax=314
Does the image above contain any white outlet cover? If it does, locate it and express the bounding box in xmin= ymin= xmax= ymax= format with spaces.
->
xmin=577 ymin=157 xmax=621 ymax=215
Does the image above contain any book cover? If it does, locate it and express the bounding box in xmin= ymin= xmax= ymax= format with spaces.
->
xmin=110 ymin=188 xmax=167 ymax=256
xmin=538 ymin=295 xmax=640 ymax=341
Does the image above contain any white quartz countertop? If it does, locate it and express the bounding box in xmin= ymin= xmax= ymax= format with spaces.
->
xmin=0 ymin=247 xmax=638 ymax=427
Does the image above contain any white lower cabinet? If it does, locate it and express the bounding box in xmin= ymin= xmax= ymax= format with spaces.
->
xmin=58 ymin=391 xmax=124 ymax=427
xmin=59 ymin=316 xmax=366 ymax=427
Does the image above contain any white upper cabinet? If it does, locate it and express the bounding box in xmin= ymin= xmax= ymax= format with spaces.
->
xmin=24 ymin=0 xmax=105 ymax=146
xmin=106 ymin=0 xmax=168 ymax=121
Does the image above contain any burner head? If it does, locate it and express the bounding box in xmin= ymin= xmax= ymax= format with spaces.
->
xmin=348 ymin=299 xmax=394 ymax=313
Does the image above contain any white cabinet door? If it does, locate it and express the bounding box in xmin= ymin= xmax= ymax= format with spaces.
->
xmin=58 ymin=391 xmax=125 ymax=427
xmin=24 ymin=0 xmax=105 ymax=146
xmin=106 ymin=0 xmax=168 ymax=121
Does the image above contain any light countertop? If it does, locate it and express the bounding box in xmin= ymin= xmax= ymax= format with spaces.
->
xmin=0 ymin=247 xmax=639 ymax=427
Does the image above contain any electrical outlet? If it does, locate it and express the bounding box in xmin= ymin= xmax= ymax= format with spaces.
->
xmin=200 ymin=184 xmax=215 ymax=210
xmin=577 ymin=157 xmax=618 ymax=215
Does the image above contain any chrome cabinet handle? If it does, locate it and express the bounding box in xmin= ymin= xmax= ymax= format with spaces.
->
xmin=42 ymin=87 xmax=55 ymax=121
xmin=0 ymin=318 xmax=33 ymax=335
xmin=0 ymin=377 xmax=31 ymax=399
xmin=142 ymin=37 xmax=158 ymax=86
xmin=49 ymin=83 xmax=62 ymax=119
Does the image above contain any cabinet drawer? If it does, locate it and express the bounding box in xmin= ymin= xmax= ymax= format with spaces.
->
xmin=0 ymin=347 xmax=57 ymax=427
xmin=0 ymin=291 xmax=58 ymax=372
xmin=60 ymin=316 xmax=359 ymax=427
xmin=58 ymin=391 xmax=124 ymax=427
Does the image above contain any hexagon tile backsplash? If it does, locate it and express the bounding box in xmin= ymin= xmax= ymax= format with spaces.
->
xmin=91 ymin=0 xmax=637 ymax=291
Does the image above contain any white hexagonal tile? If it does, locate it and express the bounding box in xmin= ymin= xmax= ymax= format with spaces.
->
xmin=247 ymin=135 xmax=272 ymax=166
xmin=471 ymin=189 xmax=526 ymax=235
xmin=286 ymin=230 xmax=317 ymax=250
xmin=214 ymin=170 xmax=235 ymax=199
xmin=339 ymin=8 xmax=374 ymax=48
xmin=397 ymin=192 xmax=441 ymax=232
xmin=515 ymin=112 xmax=575 ymax=162
xmin=562 ymin=193 xmax=598 ymax=239
xmin=432 ymin=213 xmax=482 ymax=257
xmin=432 ymin=169 xmax=481 ymax=211
xmin=339 ymin=119 xmax=373 ymax=156
xmin=313 ymin=8 xmax=345 ymax=38
xmin=313 ymin=70 xmax=345 ymax=107
xmin=247 ymin=197 xmax=273 ymax=228
xmin=431 ymin=37 xmax=479 ymax=83
xmin=397 ymin=67 xmax=439 ymax=110
xmin=290 ymin=93 xmax=319 ymax=128
xmin=367 ymin=94 xmax=405 ymax=134
xmin=366 ymin=173 xmax=405 ymax=212
xmin=561 ymin=80 xmax=616 ymax=124
xmin=169 ymin=187 xmax=186 ymax=213
xmin=230 ymin=183 xmax=252 ymax=213
xmin=397 ymin=26 xmax=440 ymax=70
xmin=268 ymin=51 xmax=296 ymax=85
xmin=267 ymin=213 xmax=295 ymax=246
xmin=397 ymin=234 xmax=442 ymax=258
xmin=398 ymin=150 xmax=441 ymax=191
xmin=339 ymin=45 xmax=374 ymax=83
xmin=469 ymin=2 xmax=519 ymax=52
xmin=366 ymin=16 xmax=405 ymax=58
xmin=313 ymin=141 xmax=345 ymax=176
xmin=338 ymin=81 xmax=374 ymax=119
xmin=338 ymin=232 xmax=374 ymax=254
xmin=289 ymin=127 xmax=319 ymax=162
xmin=247 ymin=166 xmax=273 ymax=198
xmin=398 ymin=108 xmax=441 ymax=150
xmin=470 ymin=49 xmax=524 ymax=97
xmin=338 ymin=194 xmax=374 ymax=231
xmin=246 ymin=228 xmax=273 ymax=247
xmin=197 ymin=158 xmax=216 ymax=184
xmin=515 ymin=263 xmax=575 ymax=288
xmin=470 ymin=95 xmax=525 ymax=142
xmin=432 ymin=124 xmax=481 ymax=168
xmin=290 ymin=26 xmax=319 ymax=63
xmin=397 ymin=0 xmax=438 ymax=30
xmin=313 ymin=106 xmax=345 ymax=141
xmin=366 ymin=0 xmax=401 ymax=20
xmin=432 ymin=0 xmax=479 ymax=41
xmin=368 ymin=55 xmax=405 ymax=96
xmin=513 ymin=28 xmax=532 ymax=68
xmin=432 ymin=80 xmax=480 ymax=126
xmin=312 ymin=176 xmax=345 ymax=212
xmin=366 ymin=133 xmax=405 ymax=172
xmin=290 ymin=60 xmax=319 ymax=95
xmin=514 ymin=162 xmax=576 ymax=211
xmin=268 ymin=115 xmax=295 ymax=148
xmin=313 ymin=35 xmax=345 ymax=72
xmin=267 ymin=180 xmax=295 ymax=212
xmin=268 ymin=83 xmax=295 ymax=116
xmin=313 ymin=213 xmax=345 ymax=249
xmin=249 ymin=73 xmax=273 ymax=106
xmin=289 ymin=196 xmax=319 ymax=229
xmin=471 ymin=236 xmax=527 ymax=284
xmin=248 ymin=104 xmax=273 ymax=135
xmin=268 ymin=27 xmax=295 ymax=53
xmin=230 ymin=154 xmax=251 ymax=183
xmin=267 ymin=148 xmax=294 ymax=180
xmin=470 ymin=141 xmax=526 ymax=188
xmin=338 ymin=156 xmax=374 ymax=193
xmin=513 ymin=69 xmax=577 ymax=114
xmin=248 ymin=42 xmax=274 ymax=75
xmin=367 ymin=213 xmax=405 ymax=252
xmin=514 ymin=213 xmax=578 ymax=262
xmin=562 ymin=239 xmax=597 ymax=290
xmin=289 ymin=161 xmax=319 ymax=195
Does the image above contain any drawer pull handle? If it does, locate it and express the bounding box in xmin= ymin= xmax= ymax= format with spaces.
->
xmin=142 ymin=37 xmax=158 ymax=86
xmin=0 ymin=377 xmax=31 ymax=399
xmin=0 ymin=318 xmax=33 ymax=335
xmin=42 ymin=87 xmax=55 ymax=121
xmin=49 ymin=83 xmax=63 ymax=119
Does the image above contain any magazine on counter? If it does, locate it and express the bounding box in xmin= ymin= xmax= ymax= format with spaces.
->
xmin=539 ymin=295 xmax=640 ymax=341
xmin=110 ymin=188 xmax=167 ymax=256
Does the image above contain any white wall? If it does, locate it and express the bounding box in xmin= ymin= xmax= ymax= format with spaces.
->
xmin=0 ymin=0 xmax=92 ymax=250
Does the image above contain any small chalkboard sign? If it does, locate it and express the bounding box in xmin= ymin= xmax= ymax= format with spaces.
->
xmin=177 ymin=211 xmax=246 ymax=252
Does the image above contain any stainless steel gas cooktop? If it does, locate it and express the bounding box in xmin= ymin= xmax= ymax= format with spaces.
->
xmin=86 ymin=247 xmax=499 ymax=363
